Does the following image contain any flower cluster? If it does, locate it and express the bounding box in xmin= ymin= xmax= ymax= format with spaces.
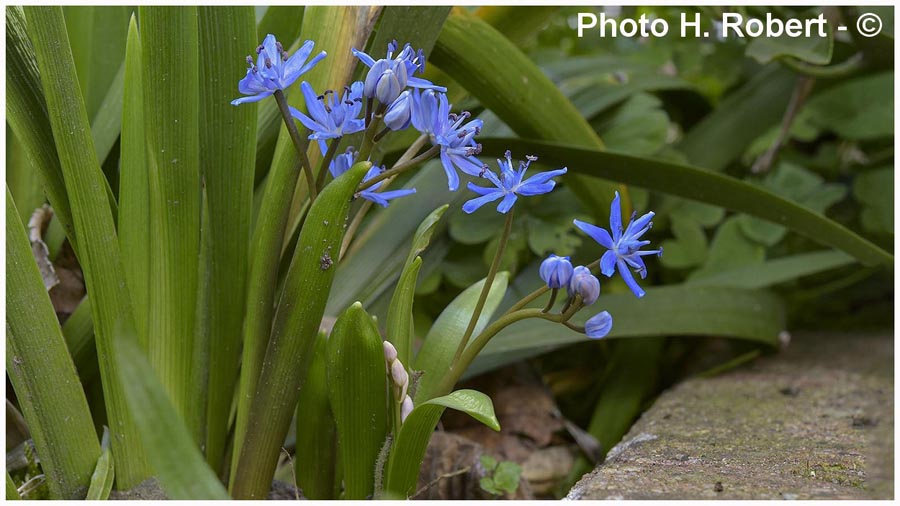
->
xmin=290 ymin=82 xmax=365 ymax=154
xmin=330 ymin=149 xmax=416 ymax=207
xmin=383 ymin=341 xmax=414 ymax=423
xmin=352 ymin=41 xmax=445 ymax=105
xmin=540 ymin=255 xmax=612 ymax=339
xmin=231 ymin=35 xmax=326 ymax=105
xmin=464 ymin=151 xmax=566 ymax=214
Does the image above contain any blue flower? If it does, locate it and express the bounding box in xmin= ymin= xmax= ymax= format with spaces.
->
xmin=290 ymin=81 xmax=365 ymax=154
xmin=352 ymin=41 xmax=445 ymax=104
xmin=574 ymin=192 xmax=662 ymax=298
xmin=585 ymin=311 xmax=613 ymax=339
xmin=330 ymin=149 xmax=416 ymax=208
xmin=539 ymin=254 xmax=574 ymax=289
xmin=568 ymin=266 xmax=600 ymax=306
xmin=231 ymin=35 xmax=326 ymax=105
xmin=384 ymin=90 xmax=412 ymax=131
xmin=411 ymin=89 xmax=485 ymax=191
xmin=463 ymin=151 xmax=567 ymax=214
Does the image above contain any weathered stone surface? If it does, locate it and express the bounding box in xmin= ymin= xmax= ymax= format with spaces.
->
xmin=567 ymin=332 xmax=893 ymax=500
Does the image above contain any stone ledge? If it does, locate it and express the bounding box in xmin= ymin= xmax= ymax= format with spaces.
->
xmin=567 ymin=332 xmax=893 ymax=500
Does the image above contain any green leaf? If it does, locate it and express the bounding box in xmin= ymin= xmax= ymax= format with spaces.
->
xmin=197 ymin=5 xmax=258 ymax=473
xmin=232 ymin=162 xmax=369 ymax=499
xmin=6 ymin=187 xmax=100 ymax=499
xmin=659 ymin=216 xmax=708 ymax=269
xmin=113 ymin=331 xmax=229 ymax=499
xmin=746 ymin=22 xmax=833 ymax=65
xmin=468 ymin=284 xmax=784 ymax=377
xmin=118 ymin=15 xmax=148 ymax=350
xmin=478 ymin=138 xmax=893 ymax=269
xmin=327 ymin=303 xmax=389 ymax=499
xmin=853 ymin=167 xmax=894 ymax=235
xmin=295 ymin=333 xmax=338 ymax=499
xmin=691 ymin=217 xmax=765 ymax=280
xmin=474 ymin=6 xmax=558 ymax=47
xmin=6 ymin=128 xmax=45 ymax=225
xmin=678 ymin=64 xmax=796 ymax=171
xmin=7 ymin=472 xmax=21 ymax=500
xmin=86 ymin=428 xmax=114 ymax=500
xmin=23 ymin=5 xmax=151 ymax=488
xmin=430 ymin=11 xmax=622 ymax=221
xmin=414 ymin=272 xmax=509 ymax=402
xmin=687 ymin=250 xmax=855 ymax=289
xmin=384 ymin=389 xmax=499 ymax=497
xmin=6 ymin=6 xmax=77 ymax=249
xmin=802 ymin=72 xmax=893 ymax=140
xmin=140 ymin=5 xmax=204 ymax=441
xmin=492 ymin=461 xmax=522 ymax=494
xmin=594 ymin=93 xmax=670 ymax=156
xmin=479 ymin=455 xmax=498 ymax=471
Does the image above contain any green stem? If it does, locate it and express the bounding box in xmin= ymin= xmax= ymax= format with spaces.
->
xmin=358 ymin=104 xmax=386 ymax=163
xmin=503 ymin=257 xmax=602 ymax=316
xmin=451 ymin=209 xmax=515 ymax=366
xmin=357 ymin=145 xmax=440 ymax=192
xmin=273 ymin=89 xmax=317 ymax=202
xmin=315 ymin=137 xmax=342 ymax=192
xmin=542 ymin=288 xmax=558 ymax=313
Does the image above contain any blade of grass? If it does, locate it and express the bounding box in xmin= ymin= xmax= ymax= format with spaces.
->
xmin=90 ymin=60 xmax=125 ymax=167
xmin=61 ymin=296 xmax=99 ymax=383
xmin=294 ymin=332 xmax=338 ymax=499
xmin=140 ymin=5 xmax=204 ymax=441
xmin=6 ymin=472 xmax=20 ymax=500
xmin=231 ymin=162 xmax=370 ymax=499
xmin=22 ymin=5 xmax=151 ymax=488
xmin=85 ymin=428 xmax=114 ymax=500
xmin=6 ymin=128 xmax=45 ymax=225
xmin=6 ymin=187 xmax=100 ymax=499
xmin=198 ymin=5 xmax=258 ymax=475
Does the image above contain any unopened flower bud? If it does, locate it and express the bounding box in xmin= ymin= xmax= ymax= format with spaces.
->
xmin=585 ymin=311 xmax=613 ymax=339
xmin=540 ymin=254 xmax=574 ymax=289
xmin=375 ymin=68 xmax=403 ymax=105
xmin=384 ymin=91 xmax=412 ymax=131
xmin=383 ymin=341 xmax=398 ymax=364
xmin=390 ymin=360 xmax=409 ymax=399
xmin=569 ymin=265 xmax=600 ymax=306
xmin=400 ymin=395 xmax=414 ymax=423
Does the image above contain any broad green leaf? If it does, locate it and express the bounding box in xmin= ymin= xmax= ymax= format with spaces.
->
xmin=197 ymin=5 xmax=258 ymax=473
xmin=23 ymin=6 xmax=151 ymax=488
xmin=140 ymin=5 xmax=204 ymax=441
xmin=691 ymin=217 xmax=765 ymax=280
xmin=468 ymin=284 xmax=784 ymax=378
xmin=853 ymin=167 xmax=893 ymax=235
xmin=232 ymin=163 xmax=369 ymax=499
xmin=6 ymin=188 xmax=100 ymax=499
xmin=687 ymin=250 xmax=855 ymax=289
xmin=593 ymin=93 xmax=670 ymax=156
xmin=384 ymin=389 xmax=498 ymax=498
xmin=431 ymin=11 xmax=622 ymax=219
xmin=327 ymin=303 xmax=389 ymax=499
xmin=478 ymin=138 xmax=893 ymax=269
xmin=113 ymin=333 xmax=229 ymax=499
xmin=414 ymin=272 xmax=509 ymax=403
xmin=678 ymin=64 xmax=795 ymax=171
xmin=296 ymin=333 xmax=338 ymax=499
xmin=118 ymin=15 xmax=149 ymax=350
xmin=6 ymin=472 xmax=20 ymax=500
xmin=89 ymin=60 xmax=124 ymax=167
xmin=61 ymin=297 xmax=98 ymax=382
xmin=6 ymin=6 xmax=77 ymax=249
xmin=659 ymin=216 xmax=708 ymax=269
xmin=403 ymin=204 xmax=449 ymax=272
xmin=746 ymin=22 xmax=833 ymax=65
xmin=474 ymin=6 xmax=558 ymax=47
xmin=6 ymin=128 xmax=45 ymax=224
xmin=85 ymin=428 xmax=114 ymax=500
xmin=257 ymin=5 xmax=304 ymax=41
xmin=802 ymin=72 xmax=894 ymax=140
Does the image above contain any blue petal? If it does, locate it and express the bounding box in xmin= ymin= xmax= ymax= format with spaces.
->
xmin=296 ymin=51 xmax=327 ymax=78
xmin=440 ymin=150 xmax=460 ymax=191
xmin=301 ymin=82 xmax=327 ymax=123
xmin=283 ymin=40 xmax=315 ymax=80
xmin=609 ymin=191 xmax=623 ymax=241
xmin=362 ymin=188 xmax=417 ymax=207
xmin=599 ymin=250 xmax=617 ymax=277
xmin=289 ymin=106 xmax=322 ymax=132
xmin=521 ymin=167 xmax=567 ymax=187
xmin=496 ymin=192 xmax=518 ymax=213
xmin=231 ymin=91 xmax=273 ymax=105
xmin=238 ymin=71 xmax=270 ymax=95
xmin=585 ymin=311 xmax=613 ymax=339
xmin=466 ymin=182 xmax=495 ymax=196
xmin=351 ymin=48 xmax=376 ymax=67
xmin=450 ymin=153 xmax=485 ymax=177
xmin=574 ymin=219 xmax=614 ymax=249
xmin=407 ymin=76 xmax=447 ymax=92
xmin=617 ymin=258 xmax=645 ymax=298
xmin=516 ymin=181 xmax=555 ymax=196
xmin=462 ymin=190 xmax=504 ymax=214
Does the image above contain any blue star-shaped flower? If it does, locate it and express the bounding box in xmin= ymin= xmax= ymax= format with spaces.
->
xmin=231 ymin=35 xmax=326 ymax=105
xmin=463 ymin=151 xmax=567 ymax=214
xmin=352 ymin=41 xmax=445 ymax=104
xmin=411 ymin=89 xmax=486 ymax=191
xmin=574 ymin=192 xmax=662 ymax=298
xmin=290 ymin=81 xmax=365 ymax=154
xmin=329 ymin=149 xmax=416 ymax=208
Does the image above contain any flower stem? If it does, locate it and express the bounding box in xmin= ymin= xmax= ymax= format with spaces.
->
xmin=315 ymin=137 xmax=342 ymax=192
xmin=451 ymin=209 xmax=515 ymax=366
xmin=273 ymin=89 xmax=317 ymax=202
xmin=357 ymin=145 xmax=439 ymax=192
xmin=542 ymin=288 xmax=558 ymax=313
xmin=502 ymin=257 xmax=603 ymax=317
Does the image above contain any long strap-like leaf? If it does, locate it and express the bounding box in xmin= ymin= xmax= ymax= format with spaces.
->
xmin=6 ymin=188 xmax=100 ymax=499
xmin=22 ymin=6 xmax=152 ymax=488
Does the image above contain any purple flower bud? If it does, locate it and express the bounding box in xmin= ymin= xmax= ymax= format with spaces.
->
xmin=384 ymin=90 xmax=412 ymax=131
xmin=374 ymin=66 xmax=405 ymax=105
xmin=539 ymin=254 xmax=574 ymax=289
xmin=400 ymin=395 xmax=414 ymax=423
xmin=383 ymin=341 xmax=398 ymax=364
xmin=585 ymin=311 xmax=613 ymax=339
xmin=568 ymin=265 xmax=600 ymax=306
xmin=390 ymin=360 xmax=409 ymax=399
xmin=363 ymin=59 xmax=390 ymax=98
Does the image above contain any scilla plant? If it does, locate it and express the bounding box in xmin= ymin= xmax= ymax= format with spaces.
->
xmin=6 ymin=6 xmax=659 ymax=500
